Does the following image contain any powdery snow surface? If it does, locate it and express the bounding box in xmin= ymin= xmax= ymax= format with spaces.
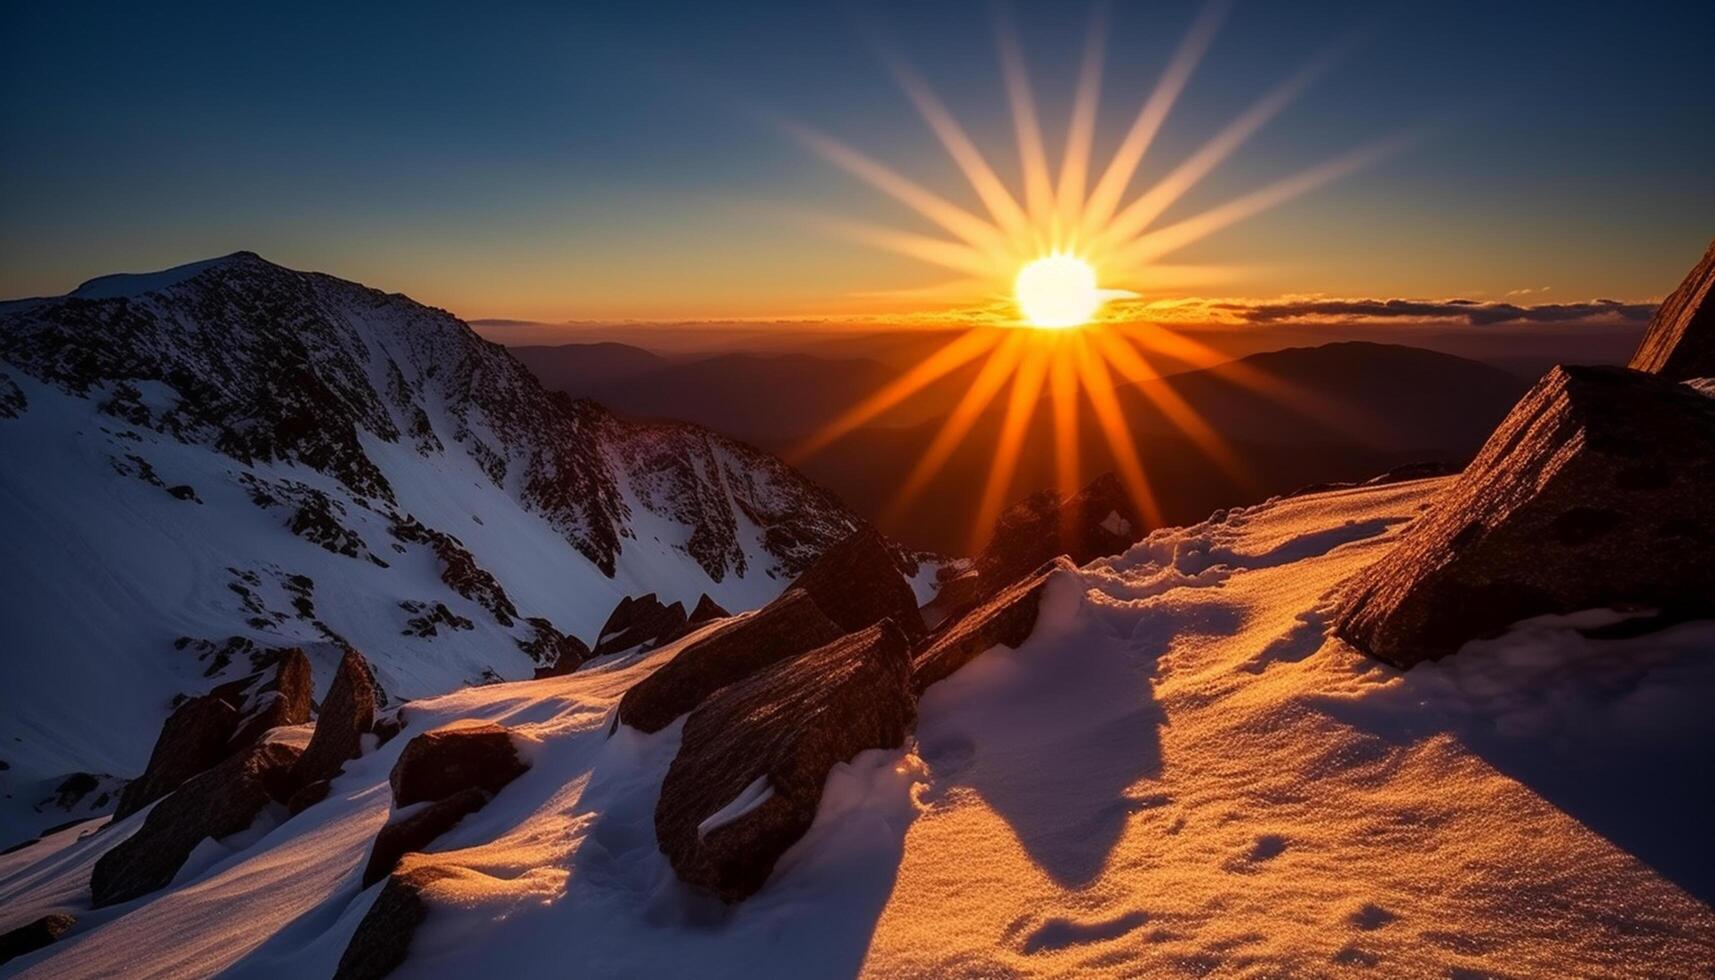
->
xmin=3 ymin=478 xmax=1712 ymax=977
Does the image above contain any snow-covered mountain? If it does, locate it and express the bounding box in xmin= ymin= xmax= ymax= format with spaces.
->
xmin=0 ymin=252 xmax=867 ymax=839
xmin=4 ymin=477 xmax=1709 ymax=977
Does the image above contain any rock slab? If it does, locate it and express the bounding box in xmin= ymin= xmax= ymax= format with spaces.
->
xmin=389 ymin=723 xmax=528 ymax=808
xmin=1629 ymin=238 xmax=1715 ymax=382
xmin=913 ymin=557 xmax=1076 ymax=695
xmin=291 ymin=649 xmax=377 ymax=789
xmin=785 ymin=525 xmax=924 ymax=639
xmin=975 ymin=472 xmax=1144 ymax=597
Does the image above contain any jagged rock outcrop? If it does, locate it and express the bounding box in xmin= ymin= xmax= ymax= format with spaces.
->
xmin=975 ymin=472 xmax=1144 ymax=597
xmin=1335 ymin=365 xmax=1715 ymax=668
xmin=1629 ymin=238 xmax=1714 ymax=382
xmin=655 ymin=623 xmax=915 ymax=902
xmin=113 ymin=694 xmax=238 ymax=820
xmin=913 ymin=557 xmax=1078 ymax=695
xmin=290 ymin=650 xmax=377 ymax=790
xmin=616 ymin=589 xmax=844 ymax=734
xmin=389 ymin=723 xmax=528 ymax=808
xmin=361 ymin=787 xmax=489 ymax=887
xmin=227 ymin=648 xmax=313 ymax=753
xmin=589 ymin=593 xmax=689 ymax=658
xmin=687 ymin=593 xmax=730 ymax=627
xmin=784 ymin=525 xmax=924 ymax=639
xmin=91 ymin=741 xmax=302 ymax=907
xmin=522 ymin=617 xmax=591 ymax=677
xmin=335 ymin=863 xmax=456 ymax=980
xmin=0 ymin=913 xmax=76 ymax=966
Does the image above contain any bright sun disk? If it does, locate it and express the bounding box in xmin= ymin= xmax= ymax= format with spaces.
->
xmin=1015 ymin=254 xmax=1106 ymax=328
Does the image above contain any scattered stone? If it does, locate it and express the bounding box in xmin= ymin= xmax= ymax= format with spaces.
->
xmin=290 ymin=649 xmax=377 ymax=789
xmin=1629 ymin=238 xmax=1714 ymax=382
xmin=913 ymin=557 xmax=1077 ymax=695
xmin=617 ymin=588 xmax=844 ymax=734
xmin=0 ymin=913 xmax=75 ymax=966
xmin=784 ymin=525 xmax=924 ymax=639
xmin=166 ymin=484 xmax=199 ymax=502
xmin=389 ymin=723 xmax=528 ymax=808
xmin=589 ymin=593 xmax=689 ymax=658
xmin=687 ymin=593 xmax=730 ymax=627
xmin=91 ymin=741 xmax=302 ymax=907
xmin=372 ymin=709 xmax=407 ymax=748
xmin=975 ymin=472 xmax=1143 ymax=598
xmin=361 ymin=787 xmax=489 ymax=887
xmin=334 ymin=863 xmax=457 ymax=980
xmin=1336 ymin=365 xmax=1715 ymax=668
xmin=113 ymin=693 xmax=239 ymax=820
xmin=656 ymin=622 xmax=915 ymax=902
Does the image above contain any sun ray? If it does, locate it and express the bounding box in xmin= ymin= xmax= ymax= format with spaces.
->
xmin=884 ymin=330 xmax=1030 ymax=520
xmin=1079 ymin=0 xmax=1228 ymax=242
xmin=790 ymin=327 xmax=1000 ymax=461
xmin=811 ymin=214 xmax=1002 ymax=279
xmin=1048 ymin=335 xmax=1083 ymax=506
xmin=1055 ymin=4 xmax=1107 ymax=243
xmin=995 ymin=13 xmax=1056 ymax=239
xmin=1074 ymin=339 xmax=1163 ymax=527
xmin=970 ymin=341 xmax=1052 ymax=550
xmin=1090 ymin=329 xmax=1249 ymax=485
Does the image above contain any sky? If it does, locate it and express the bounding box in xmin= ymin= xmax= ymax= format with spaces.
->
xmin=3 ymin=0 xmax=1712 ymax=324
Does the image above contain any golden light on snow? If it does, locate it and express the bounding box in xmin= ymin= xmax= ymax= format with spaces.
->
xmin=790 ymin=2 xmax=1409 ymax=547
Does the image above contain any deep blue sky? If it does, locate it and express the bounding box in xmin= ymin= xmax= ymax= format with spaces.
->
xmin=3 ymin=1 xmax=1712 ymax=319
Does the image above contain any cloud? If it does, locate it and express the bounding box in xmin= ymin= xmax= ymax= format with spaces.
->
xmin=1136 ymin=296 xmax=1656 ymax=328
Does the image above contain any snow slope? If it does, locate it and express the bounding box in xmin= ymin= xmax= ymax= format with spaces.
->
xmin=0 ymin=253 xmax=868 ymax=843
xmin=3 ymin=476 xmax=1709 ymax=977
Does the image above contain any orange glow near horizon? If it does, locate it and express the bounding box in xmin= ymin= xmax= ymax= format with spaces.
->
xmin=789 ymin=2 xmax=1408 ymax=549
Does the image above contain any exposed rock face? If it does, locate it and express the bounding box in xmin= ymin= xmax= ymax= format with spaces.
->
xmin=656 ymin=622 xmax=915 ymax=902
xmin=589 ymin=593 xmax=689 ymax=658
xmin=687 ymin=593 xmax=730 ymax=627
xmin=113 ymin=693 xmax=239 ymax=820
xmin=290 ymin=650 xmax=377 ymax=789
xmin=389 ymin=723 xmax=528 ymax=808
xmin=1335 ymin=365 xmax=1715 ymax=668
xmin=522 ymin=617 xmax=591 ymax=677
xmin=227 ymin=648 xmax=313 ymax=753
xmin=975 ymin=472 xmax=1144 ymax=597
xmin=913 ymin=557 xmax=1077 ymax=695
xmin=362 ymin=787 xmax=489 ymax=887
xmin=334 ymin=863 xmax=456 ymax=980
xmin=91 ymin=741 xmax=302 ymax=907
xmin=616 ymin=589 xmax=844 ymax=734
xmin=1629 ymin=238 xmax=1715 ymax=382
xmin=785 ymin=525 xmax=924 ymax=639
xmin=0 ymin=913 xmax=75 ymax=965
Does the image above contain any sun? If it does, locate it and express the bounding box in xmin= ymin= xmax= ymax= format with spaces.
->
xmin=1015 ymin=254 xmax=1105 ymax=328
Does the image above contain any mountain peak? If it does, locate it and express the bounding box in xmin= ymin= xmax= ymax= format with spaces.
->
xmin=68 ymin=250 xmax=277 ymax=301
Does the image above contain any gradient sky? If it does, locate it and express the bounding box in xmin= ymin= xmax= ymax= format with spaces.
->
xmin=3 ymin=0 xmax=1712 ymax=322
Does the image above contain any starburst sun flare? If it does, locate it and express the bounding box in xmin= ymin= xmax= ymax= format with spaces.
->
xmin=789 ymin=1 xmax=1410 ymax=549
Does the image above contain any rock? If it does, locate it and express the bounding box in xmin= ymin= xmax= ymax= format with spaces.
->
xmin=0 ymin=913 xmax=75 ymax=966
xmin=617 ymin=588 xmax=844 ymax=734
xmin=655 ymin=622 xmax=915 ymax=902
xmin=389 ymin=723 xmax=528 ymax=808
xmin=290 ymin=649 xmax=377 ymax=789
xmin=227 ymin=648 xmax=313 ymax=753
xmin=113 ymin=692 xmax=240 ymax=819
xmin=286 ymin=778 xmax=331 ymax=816
xmin=975 ymin=472 xmax=1144 ymax=597
xmin=921 ymin=567 xmax=984 ymax=630
xmin=590 ymin=593 xmax=690 ymax=658
xmin=91 ymin=741 xmax=302 ymax=907
xmin=334 ymin=863 xmax=457 ymax=980
xmin=687 ymin=593 xmax=730 ymax=627
xmin=361 ymin=787 xmax=490 ymax=887
xmin=1629 ymin=238 xmax=1714 ymax=382
xmin=913 ymin=557 xmax=1078 ymax=695
xmin=784 ymin=525 xmax=924 ymax=639
xmin=372 ymin=709 xmax=406 ymax=748
xmin=521 ymin=617 xmax=591 ymax=677
xmin=1335 ymin=365 xmax=1715 ymax=668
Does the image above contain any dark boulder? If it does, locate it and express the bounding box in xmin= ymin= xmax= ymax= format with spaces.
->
xmin=655 ymin=622 xmax=915 ymax=902
xmin=590 ymin=593 xmax=689 ymax=658
xmin=228 ymin=648 xmax=313 ymax=752
xmin=616 ymin=588 xmax=844 ymax=734
xmin=113 ymin=693 xmax=239 ymax=820
xmin=913 ymin=557 xmax=1077 ymax=695
xmin=687 ymin=593 xmax=730 ymax=627
xmin=975 ymin=472 xmax=1144 ymax=598
xmin=0 ymin=913 xmax=75 ymax=966
xmin=1335 ymin=365 xmax=1715 ymax=668
xmin=334 ymin=864 xmax=456 ymax=980
xmin=290 ymin=649 xmax=377 ymax=789
xmin=91 ymin=741 xmax=302 ymax=907
xmin=389 ymin=723 xmax=528 ymax=808
xmin=785 ymin=525 xmax=924 ymax=639
xmin=361 ymin=787 xmax=489 ymax=887
xmin=522 ymin=617 xmax=591 ymax=678
xmin=1629 ymin=238 xmax=1714 ymax=382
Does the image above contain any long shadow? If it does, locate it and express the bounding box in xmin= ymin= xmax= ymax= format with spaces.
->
xmin=1319 ymin=618 xmax=1715 ymax=905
